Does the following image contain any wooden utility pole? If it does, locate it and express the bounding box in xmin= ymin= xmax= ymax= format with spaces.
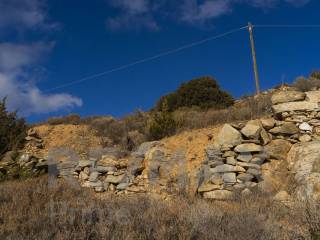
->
xmin=248 ymin=22 xmax=261 ymax=95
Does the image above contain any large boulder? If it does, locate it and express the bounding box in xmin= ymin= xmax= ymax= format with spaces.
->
xmin=215 ymin=124 xmax=242 ymax=147
xmin=264 ymin=139 xmax=292 ymax=160
xmin=241 ymin=120 xmax=262 ymax=139
xmin=271 ymin=91 xmax=306 ymax=105
xmin=287 ymin=141 xmax=320 ymax=200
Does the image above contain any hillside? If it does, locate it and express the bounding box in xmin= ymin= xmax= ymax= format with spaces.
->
xmin=1 ymin=87 xmax=320 ymax=239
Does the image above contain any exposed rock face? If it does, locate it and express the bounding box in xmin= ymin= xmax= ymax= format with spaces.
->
xmin=272 ymin=102 xmax=319 ymax=114
xmin=287 ymin=141 xmax=320 ymax=200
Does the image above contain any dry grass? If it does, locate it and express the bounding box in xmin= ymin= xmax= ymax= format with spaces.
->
xmin=1 ymin=176 xmax=319 ymax=240
xmin=173 ymin=93 xmax=272 ymax=131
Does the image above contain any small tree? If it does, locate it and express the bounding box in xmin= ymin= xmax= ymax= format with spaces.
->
xmin=0 ymin=98 xmax=27 ymax=159
xmin=156 ymin=76 xmax=234 ymax=112
xmin=148 ymin=100 xmax=177 ymax=140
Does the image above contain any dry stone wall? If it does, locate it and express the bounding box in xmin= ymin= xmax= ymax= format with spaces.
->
xmin=5 ymin=89 xmax=320 ymax=200
xmin=197 ymin=89 xmax=320 ymax=200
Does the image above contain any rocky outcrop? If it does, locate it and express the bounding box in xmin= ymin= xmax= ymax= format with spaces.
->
xmin=287 ymin=141 xmax=320 ymax=200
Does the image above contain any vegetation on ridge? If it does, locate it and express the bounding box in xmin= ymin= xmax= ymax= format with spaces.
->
xmin=155 ymin=76 xmax=234 ymax=112
xmin=0 ymin=98 xmax=27 ymax=159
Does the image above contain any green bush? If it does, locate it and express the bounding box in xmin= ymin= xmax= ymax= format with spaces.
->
xmin=156 ymin=76 xmax=234 ymax=112
xmin=0 ymin=98 xmax=27 ymax=159
xmin=148 ymin=101 xmax=177 ymax=140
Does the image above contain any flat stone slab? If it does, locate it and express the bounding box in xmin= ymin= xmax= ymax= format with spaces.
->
xmin=271 ymin=91 xmax=306 ymax=105
xmin=272 ymin=101 xmax=319 ymax=113
xmin=234 ymin=143 xmax=263 ymax=153
xmin=203 ymin=190 xmax=234 ymax=200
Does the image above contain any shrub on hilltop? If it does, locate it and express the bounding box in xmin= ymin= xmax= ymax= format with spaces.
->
xmin=155 ymin=76 xmax=234 ymax=112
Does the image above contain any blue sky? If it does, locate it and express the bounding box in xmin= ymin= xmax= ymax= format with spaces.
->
xmin=0 ymin=0 xmax=319 ymax=122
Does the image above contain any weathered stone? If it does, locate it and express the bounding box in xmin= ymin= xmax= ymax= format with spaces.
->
xmin=247 ymin=168 xmax=262 ymax=177
xmin=215 ymin=124 xmax=242 ymax=147
xmin=251 ymin=157 xmax=264 ymax=165
xmin=269 ymin=122 xmax=299 ymax=135
xmin=271 ymin=91 xmax=306 ymax=104
xmin=198 ymin=182 xmax=220 ymax=192
xmin=299 ymin=135 xmax=312 ymax=142
xmin=105 ymin=174 xmax=127 ymax=184
xmin=305 ymin=91 xmax=320 ymax=103
xmin=211 ymin=175 xmax=224 ymax=185
xmin=95 ymin=166 xmax=117 ymax=173
xmin=98 ymin=157 xmax=118 ymax=167
xmin=203 ymin=190 xmax=234 ymax=200
xmin=222 ymin=173 xmax=236 ymax=183
xmin=287 ymin=141 xmax=320 ymax=200
xmin=116 ymin=183 xmax=129 ymax=191
xmin=237 ymin=162 xmax=261 ymax=170
xmin=79 ymin=171 xmax=89 ymax=181
xmin=226 ymin=157 xmax=237 ymax=165
xmin=261 ymin=118 xmax=276 ymax=130
xmin=272 ymin=101 xmax=319 ymax=114
xmin=233 ymin=183 xmax=246 ymax=190
xmin=78 ymin=160 xmax=92 ymax=168
xmin=208 ymin=160 xmax=224 ymax=168
xmin=265 ymin=139 xmax=292 ymax=160
xmin=299 ymin=122 xmax=313 ymax=132
xmin=210 ymin=164 xmax=245 ymax=173
xmin=234 ymin=143 xmax=263 ymax=153
xmin=237 ymin=173 xmax=254 ymax=182
xmin=222 ymin=151 xmax=236 ymax=158
xmin=237 ymin=153 xmax=252 ymax=162
xmin=89 ymin=171 xmax=100 ymax=182
xmin=309 ymin=119 xmax=320 ymax=127
xmin=260 ymin=128 xmax=271 ymax=145
xmin=241 ymin=120 xmax=262 ymax=139
xmin=206 ymin=146 xmax=223 ymax=160
xmin=88 ymin=180 xmax=103 ymax=188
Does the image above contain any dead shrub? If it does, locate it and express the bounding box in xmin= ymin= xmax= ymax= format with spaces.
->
xmin=47 ymin=114 xmax=81 ymax=125
xmin=293 ymin=77 xmax=320 ymax=92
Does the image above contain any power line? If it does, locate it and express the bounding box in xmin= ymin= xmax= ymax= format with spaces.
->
xmin=254 ymin=24 xmax=320 ymax=28
xmin=45 ymin=25 xmax=248 ymax=92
